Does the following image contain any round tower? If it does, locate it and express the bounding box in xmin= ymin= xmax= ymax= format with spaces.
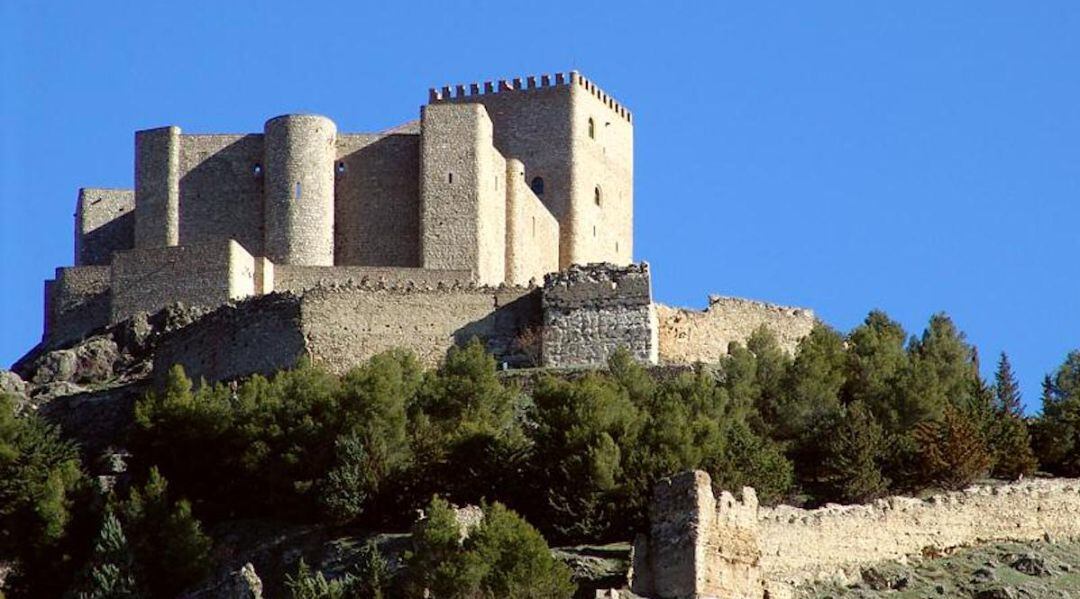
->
xmin=263 ymin=114 xmax=337 ymax=265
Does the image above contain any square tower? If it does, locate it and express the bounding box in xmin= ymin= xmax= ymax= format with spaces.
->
xmin=427 ymin=71 xmax=633 ymax=269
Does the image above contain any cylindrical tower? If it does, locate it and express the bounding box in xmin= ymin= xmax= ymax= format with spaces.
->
xmin=263 ymin=114 xmax=337 ymax=265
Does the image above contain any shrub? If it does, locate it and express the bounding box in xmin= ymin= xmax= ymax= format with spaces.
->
xmin=404 ymin=497 xmax=575 ymax=599
xmin=71 ymin=510 xmax=138 ymax=599
xmin=822 ymin=402 xmax=889 ymax=503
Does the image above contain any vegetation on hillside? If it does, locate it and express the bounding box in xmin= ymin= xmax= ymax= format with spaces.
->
xmin=3 ymin=308 xmax=1080 ymax=597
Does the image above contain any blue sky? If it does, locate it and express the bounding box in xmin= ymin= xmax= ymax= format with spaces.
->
xmin=1 ymin=2 xmax=1077 ymax=412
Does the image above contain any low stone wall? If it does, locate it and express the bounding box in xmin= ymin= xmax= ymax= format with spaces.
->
xmin=542 ymin=263 xmax=658 ymax=367
xmin=656 ymin=296 xmax=815 ymax=364
xmin=633 ymin=471 xmax=1080 ymax=598
xmin=300 ymin=284 xmax=539 ymax=372
xmin=272 ymin=265 xmax=472 ymax=293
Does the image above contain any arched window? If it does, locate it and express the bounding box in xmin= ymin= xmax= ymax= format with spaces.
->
xmin=594 ymin=186 xmax=602 ymax=206
xmin=531 ymin=176 xmax=545 ymax=196
xmin=588 ymin=117 xmax=595 ymax=139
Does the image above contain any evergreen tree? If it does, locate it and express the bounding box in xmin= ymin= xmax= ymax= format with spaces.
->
xmin=994 ymin=353 xmax=1023 ymax=416
xmin=1032 ymin=351 xmax=1080 ymax=474
xmin=912 ymin=405 xmax=991 ymax=490
xmin=74 ymin=511 xmax=139 ymax=599
xmin=987 ymin=353 xmax=1037 ymax=478
xmin=822 ymin=402 xmax=889 ymax=503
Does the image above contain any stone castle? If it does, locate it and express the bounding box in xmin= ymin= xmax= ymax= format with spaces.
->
xmin=38 ymin=71 xmax=815 ymax=378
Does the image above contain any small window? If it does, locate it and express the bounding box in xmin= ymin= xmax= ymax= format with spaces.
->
xmin=588 ymin=117 xmax=595 ymax=139
xmin=594 ymin=186 xmax=602 ymax=206
xmin=593 ymin=225 xmax=597 ymax=237
xmin=294 ymin=182 xmax=302 ymax=200
xmin=531 ymin=216 xmax=536 ymax=237
xmin=336 ymin=162 xmax=346 ymax=174
xmin=448 ymin=172 xmax=454 ymax=184
xmin=530 ymin=176 xmax=544 ymax=196
xmin=253 ymin=163 xmax=262 ymax=176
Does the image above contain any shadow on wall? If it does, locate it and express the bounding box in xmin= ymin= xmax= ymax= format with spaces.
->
xmin=452 ymin=290 xmax=543 ymax=368
xmin=81 ymin=212 xmax=134 ymax=265
xmin=177 ymin=135 xmax=265 ymax=257
xmin=334 ymin=134 xmax=421 ymax=267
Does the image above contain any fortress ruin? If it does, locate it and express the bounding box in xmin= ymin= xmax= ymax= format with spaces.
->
xmin=36 ymin=71 xmax=815 ymax=376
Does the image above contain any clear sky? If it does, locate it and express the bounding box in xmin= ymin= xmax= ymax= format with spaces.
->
xmin=1 ymin=2 xmax=1077 ymax=412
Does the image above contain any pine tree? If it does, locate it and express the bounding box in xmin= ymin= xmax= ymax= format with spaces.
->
xmin=76 ymin=511 xmax=140 ymax=599
xmin=913 ymin=405 xmax=991 ymax=490
xmin=823 ymin=402 xmax=889 ymax=503
xmin=994 ymin=353 xmax=1023 ymax=416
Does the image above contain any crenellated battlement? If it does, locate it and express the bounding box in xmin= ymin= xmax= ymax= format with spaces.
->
xmin=428 ymin=70 xmax=632 ymax=123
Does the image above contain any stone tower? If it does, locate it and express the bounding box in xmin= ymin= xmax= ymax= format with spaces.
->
xmin=427 ymin=71 xmax=633 ymax=269
xmin=263 ymin=114 xmax=337 ymax=266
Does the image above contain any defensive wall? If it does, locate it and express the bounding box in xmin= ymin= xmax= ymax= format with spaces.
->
xmin=656 ymin=297 xmax=817 ymax=362
xmin=631 ymin=471 xmax=1080 ymax=599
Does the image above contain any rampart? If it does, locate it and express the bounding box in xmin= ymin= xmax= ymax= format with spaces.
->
xmin=542 ymin=263 xmax=658 ymax=367
xmin=657 ymin=297 xmax=816 ymax=362
xmin=632 ymin=471 xmax=1080 ymax=599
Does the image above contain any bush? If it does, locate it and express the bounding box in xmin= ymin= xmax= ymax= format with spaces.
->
xmin=71 ymin=510 xmax=138 ymax=599
xmin=822 ymin=402 xmax=889 ymax=503
xmin=404 ymin=497 xmax=575 ymax=599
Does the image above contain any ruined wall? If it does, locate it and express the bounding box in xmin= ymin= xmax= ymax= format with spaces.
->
xmin=569 ymin=72 xmax=633 ymax=266
xmin=505 ymin=158 xmax=559 ymax=286
xmin=44 ymin=266 xmax=111 ymax=345
xmin=541 ymin=263 xmax=658 ymax=367
xmin=134 ymin=126 xmax=180 ymax=248
xmin=109 ymin=240 xmax=255 ymax=323
xmin=176 ymin=134 xmax=265 ymax=256
xmin=632 ymin=471 xmax=763 ymax=599
xmin=272 ymin=265 xmax=471 ymax=293
xmin=300 ymin=284 xmax=539 ymax=373
xmin=334 ymin=133 xmax=421 ymax=266
xmin=635 ymin=472 xmax=1080 ymax=599
xmin=656 ymin=296 xmax=816 ymax=364
xmin=419 ymin=103 xmax=506 ymax=285
xmin=758 ymin=479 xmax=1080 ymax=589
xmin=75 ymin=188 xmax=134 ymax=266
xmin=152 ymin=294 xmax=306 ymax=384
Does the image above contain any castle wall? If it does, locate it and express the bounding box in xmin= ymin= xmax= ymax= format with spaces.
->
xmin=656 ymin=297 xmax=816 ymax=364
xmin=505 ymin=158 xmax=559 ymax=286
xmin=419 ymin=103 xmax=506 ymax=285
xmin=109 ymin=239 xmax=256 ymax=323
xmin=177 ymin=134 xmax=265 ymax=256
xmin=541 ymin=263 xmax=658 ymax=367
xmin=75 ymin=188 xmax=134 ymax=266
xmin=569 ymin=72 xmax=634 ymax=266
xmin=152 ymin=294 xmax=306 ymax=384
xmin=272 ymin=265 xmax=471 ymax=293
xmin=334 ymin=133 xmax=421 ymax=267
xmin=264 ymin=115 xmax=337 ymax=265
xmin=134 ymin=126 xmax=180 ymax=248
xmin=299 ymin=284 xmax=539 ymax=372
xmin=43 ymin=266 xmax=111 ymax=345
xmin=634 ymin=472 xmax=1080 ymax=599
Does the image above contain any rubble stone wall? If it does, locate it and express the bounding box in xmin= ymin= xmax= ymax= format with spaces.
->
xmin=656 ymin=296 xmax=816 ymax=364
xmin=44 ymin=266 xmax=112 ymax=345
xmin=541 ymin=263 xmax=657 ymax=367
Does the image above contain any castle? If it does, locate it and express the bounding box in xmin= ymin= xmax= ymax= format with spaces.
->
xmin=39 ymin=71 xmax=815 ymax=378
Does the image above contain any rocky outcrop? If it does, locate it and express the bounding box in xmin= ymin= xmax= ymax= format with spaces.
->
xmin=183 ymin=563 xmax=263 ymax=599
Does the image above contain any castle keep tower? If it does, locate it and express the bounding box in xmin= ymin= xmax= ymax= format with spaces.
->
xmin=263 ymin=114 xmax=337 ymax=266
xmin=427 ymin=71 xmax=633 ymax=269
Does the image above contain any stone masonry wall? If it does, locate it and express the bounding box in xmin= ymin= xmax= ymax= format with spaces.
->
xmin=635 ymin=471 xmax=1080 ymax=599
xmin=44 ymin=266 xmax=111 ymax=345
xmin=75 ymin=188 xmax=134 ymax=266
xmin=177 ymin=134 xmax=265 ymax=256
xmin=334 ymin=133 xmax=421 ymax=267
xmin=542 ymin=263 xmax=658 ymax=367
xmin=300 ymin=284 xmax=539 ymax=373
xmin=657 ymin=296 xmax=816 ymax=364
xmin=272 ymin=265 xmax=472 ymax=294
xmin=505 ymin=158 xmax=559 ymax=286
xmin=110 ymin=239 xmax=255 ymax=323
